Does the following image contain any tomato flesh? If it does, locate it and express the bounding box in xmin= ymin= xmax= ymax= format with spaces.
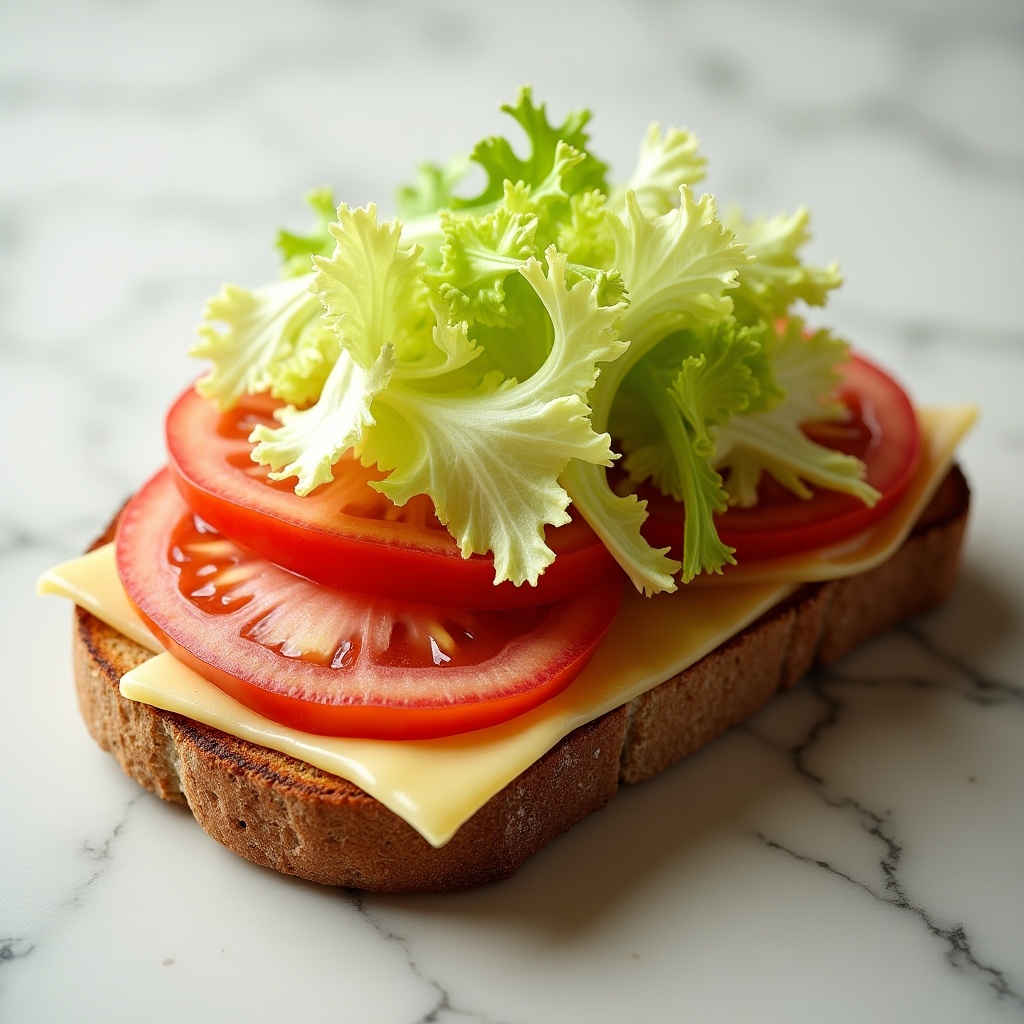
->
xmin=640 ymin=353 xmax=922 ymax=561
xmin=116 ymin=469 xmax=622 ymax=739
xmin=165 ymin=386 xmax=622 ymax=609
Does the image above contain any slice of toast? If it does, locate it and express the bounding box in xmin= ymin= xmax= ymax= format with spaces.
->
xmin=71 ymin=467 xmax=970 ymax=892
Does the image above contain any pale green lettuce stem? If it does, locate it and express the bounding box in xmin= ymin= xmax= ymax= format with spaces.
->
xmin=560 ymin=325 xmax=682 ymax=596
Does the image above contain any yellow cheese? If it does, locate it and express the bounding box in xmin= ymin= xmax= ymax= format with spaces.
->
xmin=38 ymin=405 xmax=975 ymax=847
xmin=37 ymin=544 xmax=161 ymax=653
xmin=119 ymin=580 xmax=792 ymax=845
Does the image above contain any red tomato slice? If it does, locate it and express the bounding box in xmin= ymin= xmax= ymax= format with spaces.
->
xmin=165 ymin=386 xmax=621 ymax=610
xmin=640 ymin=353 xmax=922 ymax=561
xmin=116 ymin=469 xmax=622 ymax=740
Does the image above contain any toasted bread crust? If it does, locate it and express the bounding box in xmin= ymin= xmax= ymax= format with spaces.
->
xmin=72 ymin=467 xmax=969 ymax=891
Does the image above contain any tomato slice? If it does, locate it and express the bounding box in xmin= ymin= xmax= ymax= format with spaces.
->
xmin=116 ymin=469 xmax=622 ymax=740
xmin=639 ymin=353 xmax=922 ymax=561
xmin=165 ymin=386 xmax=621 ymax=609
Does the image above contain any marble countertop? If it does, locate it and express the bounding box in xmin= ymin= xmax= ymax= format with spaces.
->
xmin=3 ymin=1 xmax=1023 ymax=1021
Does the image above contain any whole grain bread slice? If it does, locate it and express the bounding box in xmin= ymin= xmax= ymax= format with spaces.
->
xmin=71 ymin=467 xmax=970 ymax=892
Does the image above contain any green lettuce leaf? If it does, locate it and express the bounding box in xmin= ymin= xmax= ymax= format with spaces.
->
xmin=433 ymin=204 xmax=538 ymax=326
xmin=393 ymin=309 xmax=483 ymax=381
xmin=618 ymin=322 xmax=764 ymax=491
xmin=191 ymin=274 xmax=322 ymax=410
xmin=250 ymin=348 xmax=394 ymax=495
xmin=276 ymin=187 xmax=338 ymax=277
xmin=395 ymin=94 xmax=603 ymax=275
xmin=455 ymin=86 xmax=609 ymax=209
xmin=250 ymin=204 xmax=453 ymax=492
xmin=310 ymin=203 xmax=430 ymax=372
xmin=359 ymin=249 xmax=626 ymax=586
xmin=610 ymin=188 xmax=749 ymax=347
xmin=613 ymin=321 xmax=764 ymax=581
xmin=560 ymin=186 xmax=752 ymax=594
xmin=725 ymin=206 xmax=842 ymax=325
xmin=395 ymin=157 xmax=470 ymax=220
xmin=611 ymin=124 xmax=707 ymax=217
xmin=191 ymin=92 xmax=876 ymax=595
xmin=556 ymin=189 xmax=615 ymax=270
xmin=713 ymin=318 xmax=879 ymax=506
xmin=266 ymin=316 xmax=339 ymax=407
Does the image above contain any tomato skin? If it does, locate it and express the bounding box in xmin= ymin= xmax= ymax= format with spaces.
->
xmin=640 ymin=353 xmax=922 ymax=561
xmin=116 ymin=469 xmax=622 ymax=740
xmin=165 ymin=386 xmax=622 ymax=610
xmin=137 ymin=624 xmax=599 ymax=740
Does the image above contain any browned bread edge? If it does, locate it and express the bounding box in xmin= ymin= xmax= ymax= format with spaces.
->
xmin=71 ymin=466 xmax=970 ymax=892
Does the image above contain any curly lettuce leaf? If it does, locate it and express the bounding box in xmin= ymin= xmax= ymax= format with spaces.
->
xmin=394 ymin=310 xmax=483 ymax=381
xmin=618 ymin=322 xmax=764 ymax=490
xmin=614 ymin=321 xmax=764 ymax=581
xmin=713 ymin=318 xmax=879 ymax=506
xmin=611 ymin=187 xmax=749 ymax=347
xmin=433 ymin=205 xmax=538 ymax=326
xmin=514 ymin=140 xmax=589 ymax=213
xmin=358 ymin=250 xmax=626 ymax=587
xmin=395 ymin=157 xmax=470 ymax=220
xmin=452 ymin=286 xmax=552 ymax=387
xmin=190 ymin=92 xmax=870 ymax=594
xmin=454 ymin=86 xmax=610 ymax=209
xmin=276 ymin=187 xmax=338 ymax=277
xmin=266 ymin=316 xmax=339 ymax=407
xmin=725 ymin=206 xmax=842 ymax=324
xmin=556 ymin=189 xmax=615 ymax=270
xmin=251 ymin=205 xmax=486 ymax=490
xmin=429 ymin=177 xmax=621 ymax=380
xmin=561 ymin=186 xmax=751 ymax=594
xmin=395 ymin=90 xmax=611 ymax=304
xmin=611 ymin=124 xmax=707 ymax=217
xmin=310 ymin=203 xmax=431 ymax=371
xmin=250 ymin=348 xmax=394 ymax=495
xmin=191 ymin=274 xmax=322 ymax=410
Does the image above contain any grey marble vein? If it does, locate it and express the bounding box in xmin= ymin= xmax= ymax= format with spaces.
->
xmin=748 ymin=644 xmax=1024 ymax=1010
xmin=0 ymin=794 xmax=145 ymax=988
xmin=350 ymin=893 xmax=510 ymax=1024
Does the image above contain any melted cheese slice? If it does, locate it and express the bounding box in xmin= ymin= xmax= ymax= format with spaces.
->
xmin=38 ymin=405 xmax=975 ymax=847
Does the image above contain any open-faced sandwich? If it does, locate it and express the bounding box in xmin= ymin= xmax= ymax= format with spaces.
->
xmin=40 ymin=89 xmax=974 ymax=891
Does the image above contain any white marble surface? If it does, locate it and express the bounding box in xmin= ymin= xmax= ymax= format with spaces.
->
xmin=3 ymin=1 xmax=1023 ymax=1021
